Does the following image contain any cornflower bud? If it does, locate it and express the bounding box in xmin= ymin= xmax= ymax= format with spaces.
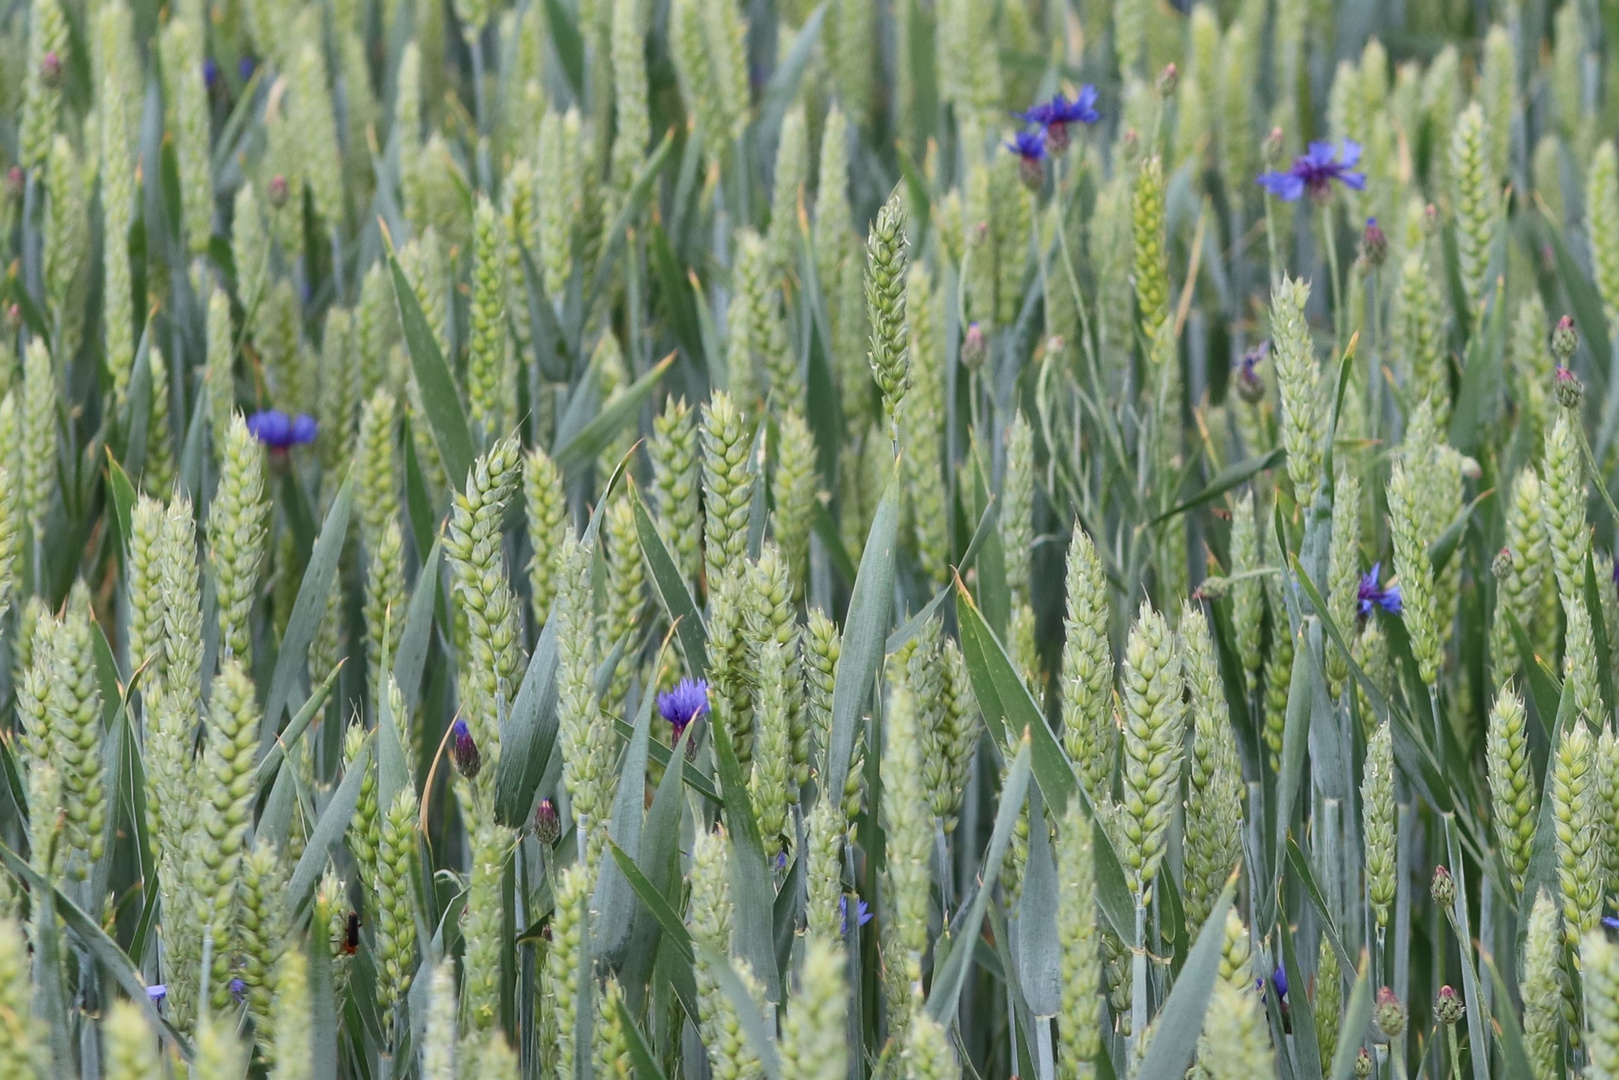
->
xmin=1551 ymin=314 xmax=1579 ymax=366
xmin=452 ymin=718 xmax=482 ymax=780
xmin=1157 ymin=62 xmax=1178 ymax=97
xmin=1362 ymin=216 xmax=1388 ymax=267
xmin=1554 ymin=364 xmax=1584 ymax=409
xmin=1374 ymin=987 xmax=1406 ymax=1039
xmin=1353 ymin=1049 xmax=1373 ymax=1078
xmin=1431 ymin=864 xmax=1456 ymax=908
xmin=1435 ymin=985 xmax=1464 ymax=1025
xmin=1262 ymin=126 xmax=1285 ymax=166
xmin=267 ymin=174 xmax=290 ymax=208
xmin=534 ymin=798 xmax=560 ymax=846
xmin=961 ymin=322 xmax=988 ymax=369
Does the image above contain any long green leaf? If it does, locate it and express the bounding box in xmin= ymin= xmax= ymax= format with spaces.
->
xmin=926 ymin=740 xmax=1031 ymax=1023
xmin=388 ymin=252 xmax=474 ymax=488
xmin=826 ymin=472 xmax=900 ymax=799
xmin=553 ymin=353 xmax=674 ymax=473
xmin=1134 ymin=878 xmax=1237 ymax=1080
xmin=632 ymin=486 xmax=707 ymax=676
xmin=393 ymin=541 xmax=443 ymax=714
xmin=261 ymin=473 xmax=354 ymax=749
xmin=492 ymin=601 xmax=560 ymax=826
xmin=708 ymin=695 xmax=780 ymax=998
xmin=954 ymin=584 xmax=1134 ymax=943
xmin=289 ymin=731 xmax=373 ymax=912
xmin=253 ymin=660 xmax=344 ymax=791
xmin=1329 ymin=958 xmax=1373 ymax=1080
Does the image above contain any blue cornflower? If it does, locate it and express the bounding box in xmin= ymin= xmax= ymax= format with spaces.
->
xmin=1358 ymin=563 xmax=1402 ymax=618
xmin=1006 ymin=130 xmax=1048 ymax=191
xmin=146 ymin=984 xmax=167 ymax=1002
xmin=1235 ymin=341 xmax=1269 ymax=404
xmin=1258 ymin=961 xmax=1288 ymax=999
xmin=658 ymin=679 xmax=709 ymax=743
xmin=452 ymin=718 xmax=481 ymax=780
xmin=1257 ymin=140 xmax=1366 ymax=203
xmin=228 ymin=977 xmax=247 ymax=1003
xmin=839 ymin=894 xmax=873 ymax=935
xmin=246 ymin=409 xmax=318 ymax=450
xmin=1017 ymin=86 xmax=1100 ymax=153
xmin=1604 ymin=915 xmax=1619 ymax=930
xmin=239 ymin=56 xmax=258 ymax=82
xmin=203 ymin=58 xmax=220 ymax=88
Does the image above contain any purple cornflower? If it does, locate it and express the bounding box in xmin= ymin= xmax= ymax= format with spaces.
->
xmin=203 ymin=58 xmax=220 ymax=88
xmin=228 ymin=977 xmax=247 ymax=1003
xmin=246 ymin=409 xmax=318 ymax=450
xmin=1358 ymin=563 xmax=1402 ymax=618
xmin=1257 ymin=140 xmax=1366 ymax=203
xmin=658 ymin=679 xmax=709 ymax=743
xmin=239 ymin=56 xmax=258 ymax=82
xmin=1017 ymin=86 xmax=1100 ymax=153
xmin=1006 ymin=130 xmax=1047 ymax=191
xmin=839 ymin=894 xmax=873 ymax=935
xmin=146 ymin=984 xmax=167 ymax=1002
xmin=1603 ymin=915 xmax=1619 ymax=930
xmin=1258 ymin=961 xmax=1288 ymax=999
xmin=1235 ymin=341 xmax=1268 ymax=404
xmin=451 ymin=718 xmax=481 ymax=780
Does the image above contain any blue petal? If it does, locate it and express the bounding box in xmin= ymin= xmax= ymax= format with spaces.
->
xmin=1258 ymin=172 xmax=1305 ymax=201
xmin=1338 ymin=139 xmax=1363 ymax=168
xmin=1339 ymin=170 xmax=1367 ymax=191
xmin=1303 ymin=142 xmax=1336 ymax=166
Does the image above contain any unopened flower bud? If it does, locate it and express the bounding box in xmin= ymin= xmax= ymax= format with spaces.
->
xmin=451 ymin=718 xmax=481 ymax=780
xmin=1554 ymin=364 xmax=1584 ymax=409
xmin=1492 ymin=547 xmax=1514 ymax=579
xmin=1460 ymin=456 xmax=1481 ymax=480
xmin=534 ymin=797 xmax=560 ymax=845
xmin=1362 ymin=218 xmax=1388 ymax=268
xmin=3 ymin=304 xmax=19 ymax=332
xmin=962 ymin=322 xmax=987 ymax=369
xmin=1374 ymin=987 xmax=1406 ymax=1039
xmin=1157 ymin=63 xmax=1178 ymax=98
xmin=4 ymin=166 xmax=22 ymax=199
xmin=1423 ymin=203 xmax=1440 ymax=236
xmin=1551 ymin=315 xmax=1579 ymax=365
xmin=1236 ymin=342 xmax=1268 ymax=404
xmin=1120 ymin=129 xmax=1141 ymax=167
xmin=267 ymin=174 xmax=290 ymax=209
xmin=1431 ymin=865 xmax=1456 ymax=908
xmin=1353 ymin=1049 xmax=1373 ymax=1078
xmin=1435 ymin=985 xmax=1464 ymax=1025
xmin=1192 ymin=575 xmax=1230 ymax=601
xmin=1262 ymin=127 xmax=1284 ymax=166
xmin=39 ymin=51 xmax=61 ymax=89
